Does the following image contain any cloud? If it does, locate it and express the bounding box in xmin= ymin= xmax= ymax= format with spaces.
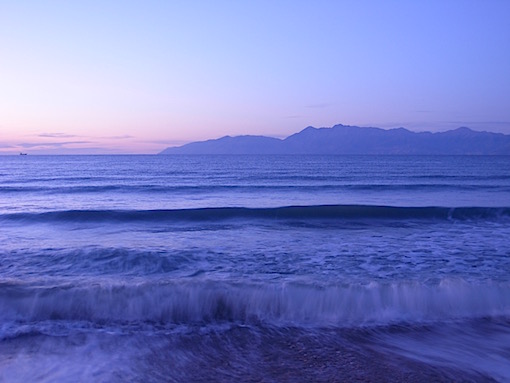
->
xmin=30 ymin=147 xmax=127 ymax=155
xmin=144 ymin=139 xmax=191 ymax=146
xmin=444 ymin=120 xmax=510 ymax=126
xmin=38 ymin=132 xmax=135 ymax=140
xmin=38 ymin=133 xmax=79 ymax=138
xmin=102 ymin=135 xmax=134 ymax=139
xmin=17 ymin=141 xmax=94 ymax=148
xmin=6 ymin=146 xmax=129 ymax=155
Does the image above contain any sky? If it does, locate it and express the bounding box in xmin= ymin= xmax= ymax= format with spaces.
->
xmin=1 ymin=1 xmax=510 ymax=154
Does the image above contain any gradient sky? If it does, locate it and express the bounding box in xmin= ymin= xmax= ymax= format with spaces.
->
xmin=1 ymin=1 xmax=510 ymax=154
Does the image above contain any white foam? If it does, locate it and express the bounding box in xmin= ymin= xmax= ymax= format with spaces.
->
xmin=1 ymin=279 xmax=509 ymax=330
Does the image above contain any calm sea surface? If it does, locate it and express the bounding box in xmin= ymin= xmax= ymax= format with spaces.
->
xmin=0 ymin=155 xmax=509 ymax=382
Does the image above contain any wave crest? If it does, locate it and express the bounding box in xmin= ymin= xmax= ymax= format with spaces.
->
xmin=1 ymin=280 xmax=509 ymax=327
xmin=1 ymin=205 xmax=509 ymax=224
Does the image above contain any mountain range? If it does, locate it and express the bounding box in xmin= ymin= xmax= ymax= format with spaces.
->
xmin=159 ymin=124 xmax=510 ymax=155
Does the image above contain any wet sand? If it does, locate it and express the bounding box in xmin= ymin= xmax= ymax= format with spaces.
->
xmin=0 ymin=326 xmax=498 ymax=382
xmin=138 ymin=326 xmax=497 ymax=383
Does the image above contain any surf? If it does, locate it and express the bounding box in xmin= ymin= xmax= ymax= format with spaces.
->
xmin=1 ymin=279 xmax=509 ymax=331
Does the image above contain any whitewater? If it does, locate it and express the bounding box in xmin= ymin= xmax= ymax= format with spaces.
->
xmin=0 ymin=155 xmax=509 ymax=382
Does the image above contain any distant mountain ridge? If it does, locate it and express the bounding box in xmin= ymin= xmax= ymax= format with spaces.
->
xmin=159 ymin=124 xmax=510 ymax=155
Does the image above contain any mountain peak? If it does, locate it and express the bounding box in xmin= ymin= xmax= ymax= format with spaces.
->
xmin=300 ymin=126 xmax=317 ymax=133
xmin=452 ymin=127 xmax=474 ymax=133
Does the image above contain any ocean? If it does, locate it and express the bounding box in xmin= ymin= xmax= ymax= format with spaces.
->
xmin=0 ymin=155 xmax=509 ymax=382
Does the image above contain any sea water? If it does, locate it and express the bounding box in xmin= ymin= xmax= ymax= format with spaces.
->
xmin=0 ymin=155 xmax=509 ymax=382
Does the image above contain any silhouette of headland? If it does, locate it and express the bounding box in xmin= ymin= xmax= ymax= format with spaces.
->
xmin=160 ymin=124 xmax=510 ymax=155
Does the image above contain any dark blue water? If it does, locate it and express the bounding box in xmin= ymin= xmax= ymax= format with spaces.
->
xmin=1 ymin=155 xmax=509 ymax=382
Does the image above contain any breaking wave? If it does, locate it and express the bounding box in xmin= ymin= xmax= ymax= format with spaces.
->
xmin=1 ymin=279 xmax=509 ymax=329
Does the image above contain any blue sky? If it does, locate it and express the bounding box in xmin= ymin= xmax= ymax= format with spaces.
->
xmin=1 ymin=1 xmax=509 ymax=153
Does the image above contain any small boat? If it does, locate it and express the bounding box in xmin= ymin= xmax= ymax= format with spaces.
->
xmin=19 ymin=152 xmax=27 ymax=156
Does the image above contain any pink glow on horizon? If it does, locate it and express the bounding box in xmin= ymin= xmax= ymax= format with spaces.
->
xmin=1 ymin=1 xmax=509 ymax=153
